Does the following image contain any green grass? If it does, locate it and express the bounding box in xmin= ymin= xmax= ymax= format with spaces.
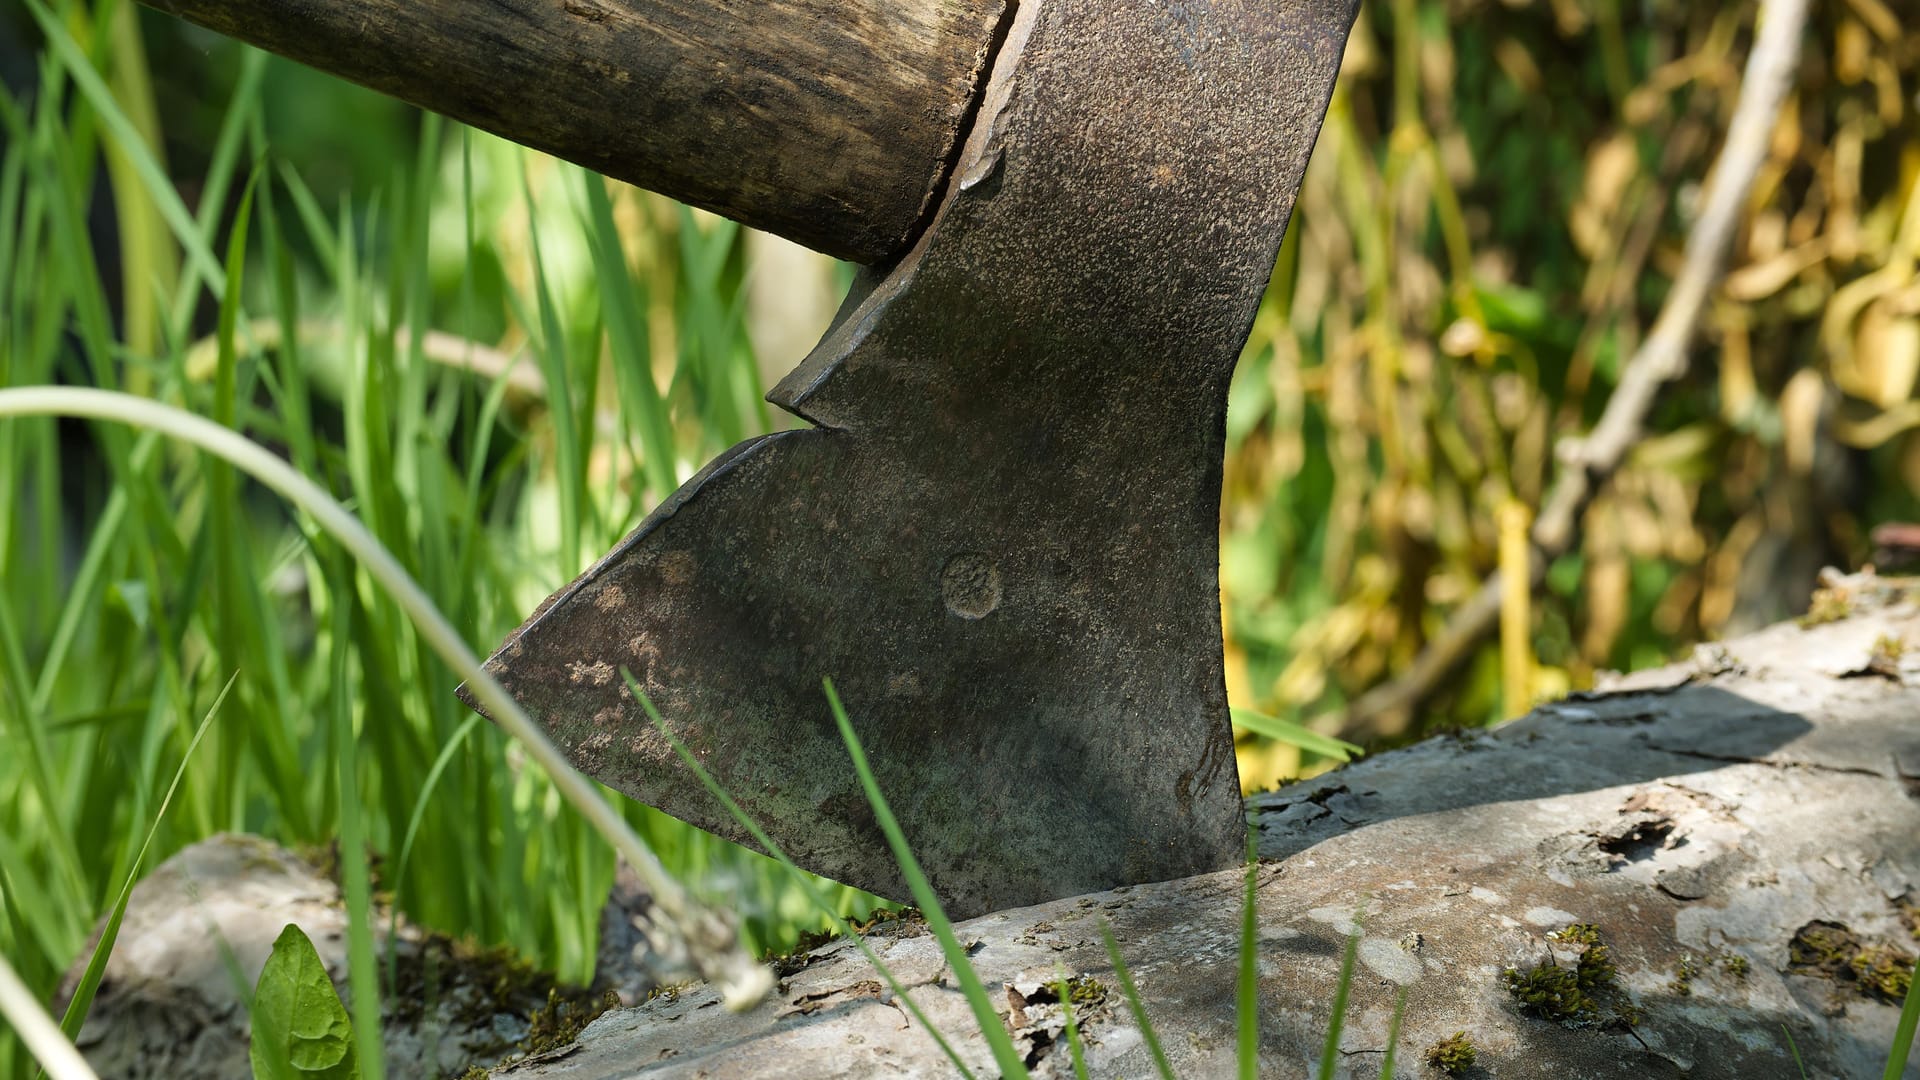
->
xmin=1315 ymin=924 xmax=1361 ymax=1080
xmin=821 ymin=678 xmax=1033 ymax=1080
xmin=0 ymin=10 xmax=876 ymax=1073
xmin=59 ymin=674 xmax=231 ymax=1044
xmin=1885 ymin=970 xmax=1919 ymax=1080
xmin=1236 ymin=831 xmax=1260 ymax=1079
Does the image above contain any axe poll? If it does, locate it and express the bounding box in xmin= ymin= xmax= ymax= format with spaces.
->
xmin=143 ymin=0 xmax=1361 ymax=917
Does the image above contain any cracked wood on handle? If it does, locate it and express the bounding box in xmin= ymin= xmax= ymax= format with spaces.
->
xmin=141 ymin=0 xmax=1010 ymax=263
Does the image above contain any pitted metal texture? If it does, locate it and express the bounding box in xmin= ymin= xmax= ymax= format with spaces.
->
xmin=466 ymin=0 xmax=1360 ymax=917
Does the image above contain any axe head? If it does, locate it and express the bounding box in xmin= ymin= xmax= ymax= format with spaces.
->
xmin=463 ymin=0 xmax=1359 ymax=918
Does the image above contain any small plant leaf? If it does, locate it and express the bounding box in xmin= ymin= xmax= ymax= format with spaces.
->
xmin=60 ymin=674 xmax=234 ymax=1042
xmin=250 ymin=924 xmax=359 ymax=1080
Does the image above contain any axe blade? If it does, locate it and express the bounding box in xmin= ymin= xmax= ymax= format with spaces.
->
xmin=464 ymin=0 xmax=1359 ymax=918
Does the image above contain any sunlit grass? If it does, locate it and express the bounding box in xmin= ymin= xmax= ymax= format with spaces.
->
xmin=0 ymin=10 xmax=873 ymax=1072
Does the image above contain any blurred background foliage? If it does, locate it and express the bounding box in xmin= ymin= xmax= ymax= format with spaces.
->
xmin=1227 ymin=0 xmax=1920 ymax=785
xmin=1 ymin=0 xmax=1918 ymax=1070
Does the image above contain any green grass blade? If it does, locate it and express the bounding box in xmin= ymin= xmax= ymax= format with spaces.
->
xmin=1379 ymin=987 xmax=1407 ymax=1079
xmin=204 ymin=168 xmax=310 ymax=838
xmin=58 ymin=673 xmax=237 ymax=1041
xmin=22 ymin=0 xmax=225 ymax=294
xmin=166 ymin=48 xmax=265 ymax=336
xmin=0 ymin=90 xmax=25 ymax=315
xmin=212 ymin=169 xmax=259 ymax=426
xmin=0 ymin=823 xmax=73 ymax=974
xmin=1315 ymin=925 xmax=1361 ymax=1080
xmin=1053 ymin=976 xmax=1091 ymax=1080
xmin=1230 ymin=708 xmax=1362 ymax=763
xmin=272 ymin=162 xmax=339 ymax=270
xmin=1099 ymin=922 xmax=1175 ymax=1080
xmin=385 ymin=712 xmax=481 ymax=985
xmin=581 ymin=175 xmax=676 ymax=504
xmin=25 ymin=483 xmax=128 ymax=718
xmin=327 ymin=582 xmax=385 ymax=1080
xmin=1883 ymin=963 xmax=1917 ymax=1080
xmin=519 ymin=163 xmax=583 ymax=576
xmin=822 ymin=678 xmax=1030 ymax=1080
xmin=96 ymin=0 xmax=174 ymax=370
xmin=625 ymin=672 xmax=976 ymax=1080
xmin=1237 ymin=831 xmax=1259 ymax=1080
xmin=1783 ymin=1024 xmax=1809 ymax=1079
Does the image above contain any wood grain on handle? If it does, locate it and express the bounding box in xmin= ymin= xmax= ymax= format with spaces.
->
xmin=144 ymin=0 xmax=1012 ymax=263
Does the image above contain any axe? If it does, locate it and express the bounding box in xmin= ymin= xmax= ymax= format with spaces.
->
xmin=145 ymin=0 xmax=1360 ymax=918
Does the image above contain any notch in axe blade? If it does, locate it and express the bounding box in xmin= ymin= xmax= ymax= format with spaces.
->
xmin=463 ymin=0 xmax=1359 ymax=918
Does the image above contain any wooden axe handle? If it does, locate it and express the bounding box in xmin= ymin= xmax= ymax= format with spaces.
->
xmin=142 ymin=0 xmax=1011 ymax=263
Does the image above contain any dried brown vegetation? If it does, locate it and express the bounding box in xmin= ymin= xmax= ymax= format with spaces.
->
xmin=1223 ymin=0 xmax=1920 ymax=785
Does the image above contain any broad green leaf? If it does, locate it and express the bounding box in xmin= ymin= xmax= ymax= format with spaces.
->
xmin=250 ymin=924 xmax=359 ymax=1080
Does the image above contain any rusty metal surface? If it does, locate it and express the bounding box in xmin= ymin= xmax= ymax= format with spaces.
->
xmin=467 ymin=0 xmax=1359 ymax=917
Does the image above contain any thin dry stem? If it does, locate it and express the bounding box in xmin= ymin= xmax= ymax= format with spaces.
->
xmin=1338 ymin=0 xmax=1810 ymax=737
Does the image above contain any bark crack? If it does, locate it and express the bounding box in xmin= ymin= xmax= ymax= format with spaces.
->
xmin=1644 ymin=742 xmax=1888 ymax=779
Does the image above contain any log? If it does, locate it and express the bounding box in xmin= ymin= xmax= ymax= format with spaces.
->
xmin=63 ymin=573 xmax=1920 ymax=1077
xmin=141 ymin=0 xmax=1012 ymax=263
xmin=499 ymin=571 xmax=1920 ymax=1078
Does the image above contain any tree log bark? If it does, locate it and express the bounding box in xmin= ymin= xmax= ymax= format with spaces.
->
xmin=140 ymin=0 xmax=1011 ymax=263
